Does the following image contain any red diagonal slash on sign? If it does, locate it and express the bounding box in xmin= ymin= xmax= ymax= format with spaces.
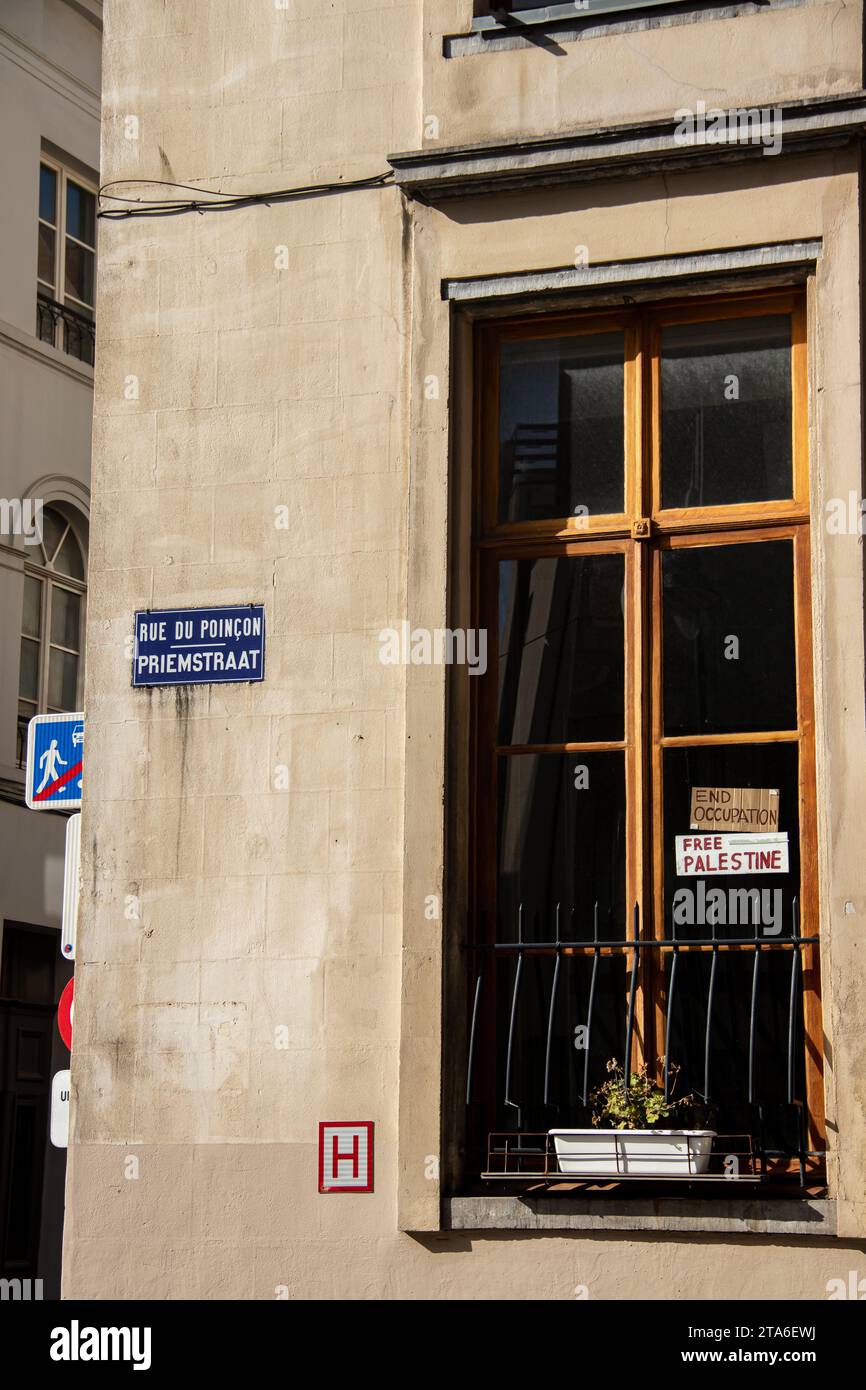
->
xmin=34 ymin=759 xmax=82 ymax=802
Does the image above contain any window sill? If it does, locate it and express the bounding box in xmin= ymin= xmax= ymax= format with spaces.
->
xmin=443 ymin=1194 xmax=835 ymax=1236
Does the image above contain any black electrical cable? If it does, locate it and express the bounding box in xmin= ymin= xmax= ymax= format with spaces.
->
xmin=97 ymin=171 xmax=395 ymax=220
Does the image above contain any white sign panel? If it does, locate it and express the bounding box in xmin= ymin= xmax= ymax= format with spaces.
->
xmin=318 ymin=1122 xmax=374 ymax=1192
xmin=50 ymin=1069 xmax=70 ymax=1148
xmin=675 ymin=833 xmax=789 ymax=876
xmin=61 ymin=813 xmax=80 ymax=962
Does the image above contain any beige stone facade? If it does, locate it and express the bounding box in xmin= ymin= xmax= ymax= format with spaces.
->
xmin=66 ymin=0 xmax=866 ymax=1298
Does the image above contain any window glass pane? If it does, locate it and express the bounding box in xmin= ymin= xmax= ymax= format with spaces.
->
xmin=65 ymin=242 xmax=95 ymax=308
xmin=661 ymin=315 xmax=792 ymax=508
xmin=50 ymin=587 xmax=81 ymax=649
xmin=38 ymin=224 xmax=56 ymax=287
xmin=497 ymin=751 xmax=626 ymax=941
xmin=48 ymin=647 xmax=79 ymax=709
xmin=41 ymin=507 xmax=66 ymax=563
xmin=18 ymin=702 xmax=36 ymax=766
xmin=24 ymin=534 xmax=47 ymax=565
xmin=39 ymin=164 xmax=57 ymax=224
xmin=664 ymin=950 xmax=805 ymax=1155
xmin=663 ymin=741 xmax=800 ymax=941
xmin=494 ymin=950 xmax=627 ymax=1134
xmin=22 ymin=576 xmax=42 ymax=638
xmin=52 ymin=530 xmax=84 ymax=579
xmin=662 ymin=540 xmax=796 ymax=736
xmin=37 ymin=300 xmax=56 ymax=346
xmin=19 ymin=637 xmax=40 ymax=701
xmin=499 ymin=553 xmax=625 ymax=744
xmin=60 ymin=304 xmax=95 ymax=367
xmin=66 ymin=181 xmax=96 ymax=247
xmin=66 ymin=301 xmax=93 ymax=323
xmin=662 ymin=737 xmax=807 ymax=1157
xmin=499 ymin=332 xmax=625 ymax=524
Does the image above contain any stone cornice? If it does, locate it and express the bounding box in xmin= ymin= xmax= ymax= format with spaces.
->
xmin=388 ymin=93 xmax=866 ymax=201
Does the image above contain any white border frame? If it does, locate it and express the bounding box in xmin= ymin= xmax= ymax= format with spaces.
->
xmin=24 ymin=709 xmax=85 ymax=810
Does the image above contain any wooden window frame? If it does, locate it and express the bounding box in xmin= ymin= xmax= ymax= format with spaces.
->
xmin=469 ymin=286 xmax=824 ymax=1174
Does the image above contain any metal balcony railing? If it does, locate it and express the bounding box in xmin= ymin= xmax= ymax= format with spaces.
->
xmin=36 ymin=293 xmax=95 ymax=367
xmin=465 ymin=899 xmax=825 ymax=1185
xmin=483 ymin=1132 xmax=761 ymax=1181
xmin=16 ymin=716 xmax=29 ymax=770
xmin=475 ymin=1 xmax=694 ymax=26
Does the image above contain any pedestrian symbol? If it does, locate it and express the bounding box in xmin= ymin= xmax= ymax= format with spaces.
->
xmin=25 ymin=712 xmax=84 ymax=810
xmin=37 ymin=739 xmax=68 ymax=794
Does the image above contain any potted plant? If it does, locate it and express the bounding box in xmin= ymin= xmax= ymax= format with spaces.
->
xmin=550 ymin=1058 xmax=716 ymax=1177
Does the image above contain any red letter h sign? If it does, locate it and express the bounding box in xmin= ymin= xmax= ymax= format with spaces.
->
xmin=319 ymin=1122 xmax=374 ymax=1193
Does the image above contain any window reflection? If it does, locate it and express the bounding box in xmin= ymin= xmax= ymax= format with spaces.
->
xmin=498 ymin=553 xmax=625 ymax=744
xmin=497 ymin=752 xmax=626 ymax=941
xmin=499 ymin=332 xmax=625 ymax=524
xmin=661 ymin=315 xmax=792 ymax=508
xmin=662 ymin=540 xmax=796 ymax=736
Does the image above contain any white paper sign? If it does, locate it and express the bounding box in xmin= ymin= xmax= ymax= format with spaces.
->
xmin=675 ymin=832 xmax=789 ymax=876
xmin=50 ymin=1069 xmax=70 ymax=1148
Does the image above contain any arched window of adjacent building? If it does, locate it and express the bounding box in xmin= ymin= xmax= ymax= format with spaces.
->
xmin=17 ymin=505 xmax=87 ymax=766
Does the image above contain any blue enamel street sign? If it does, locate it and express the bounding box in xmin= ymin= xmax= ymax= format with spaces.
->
xmin=25 ymin=712 xmax=84 ymax=811
xmin=132 ymin=605 xmax=266 ymax=688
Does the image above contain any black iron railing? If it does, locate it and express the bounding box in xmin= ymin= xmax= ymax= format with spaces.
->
xmin=476 ymin=1 xmax=688 ymax=24
xmin=16 ymin=715 xmax=29 ymax=770
xmin=465 ymin=899 xmax=824 ymax=1185
xmin=36 ymin=293 xmax=95 ymax=366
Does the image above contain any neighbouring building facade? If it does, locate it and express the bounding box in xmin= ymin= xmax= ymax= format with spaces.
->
xmin=0 ymin=0 xmax=100 ymax=1298
xmin=66 ymin=0 xmax=866 ymax=1298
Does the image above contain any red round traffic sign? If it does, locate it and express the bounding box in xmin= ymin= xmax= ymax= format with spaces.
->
xmin=57 ymin=977 xmax=74 ymax=1051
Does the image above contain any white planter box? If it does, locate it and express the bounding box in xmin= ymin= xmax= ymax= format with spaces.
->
xmin=550 ymin=1128 xmax=716 ymax=1177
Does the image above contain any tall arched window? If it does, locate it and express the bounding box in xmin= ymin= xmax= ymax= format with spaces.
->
xmin=17 ymin=505 xmax=87 ymax=766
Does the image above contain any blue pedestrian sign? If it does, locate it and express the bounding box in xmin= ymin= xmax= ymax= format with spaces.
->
xmin=25 ymin=712 xmax=84 ymax=811
xmin=132 ymin=604 xmax=266 ymax=688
